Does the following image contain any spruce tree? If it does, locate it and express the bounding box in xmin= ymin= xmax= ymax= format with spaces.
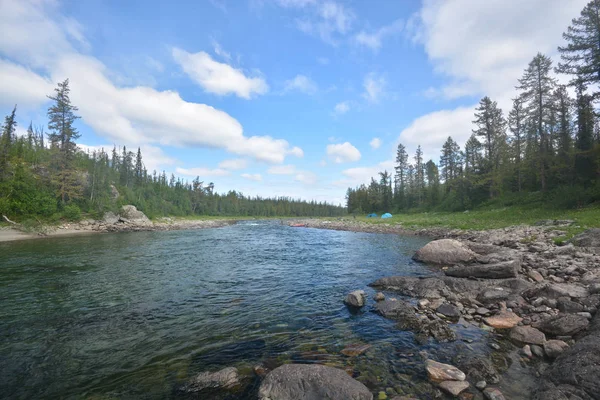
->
xmin=508 ymin=98 xmax=526 ymax=192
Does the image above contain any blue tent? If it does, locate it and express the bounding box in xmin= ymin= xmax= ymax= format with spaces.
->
xmin=381 ymin=213 xmax=392 ymax=219
xmin=366 ymin=213 xmax=378 ymax=218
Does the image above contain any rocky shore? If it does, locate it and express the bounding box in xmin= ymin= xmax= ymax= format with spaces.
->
xmin=0 ymin=205 xmax=235 ymax=242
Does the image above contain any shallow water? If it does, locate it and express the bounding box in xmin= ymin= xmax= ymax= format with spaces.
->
xmin=0 ymin=221 xmax=532 ymax=399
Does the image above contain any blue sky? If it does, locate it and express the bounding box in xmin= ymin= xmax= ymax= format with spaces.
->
xmin=0 ymin=0 xmax=587 ymax=205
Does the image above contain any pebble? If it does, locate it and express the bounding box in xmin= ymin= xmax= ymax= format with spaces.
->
xmin=476 ymin=380 xmax=487 ymax=390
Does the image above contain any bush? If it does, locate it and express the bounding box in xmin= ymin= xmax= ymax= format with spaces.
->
xmin=62 ymin=204 xmax=82 ymax=221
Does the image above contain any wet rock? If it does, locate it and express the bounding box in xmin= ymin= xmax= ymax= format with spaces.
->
xmin=483 ymin=387 xmax=506 ymax=400
xmin=437 ymin=303 xmax=461 ymax=318
xmin=454 ymin=356 xmax=500 ymax=384
xmin=341 ymin=343 xmax=371 ymax=357
xmin=258 ymin=364 xmax=373 ymax=400
xmin=533 ymin=314 xmax=589 ymax=336
xmin=445 ymin=260 xmax=519 ymax=279
xmin=531 ymin=345 xmax=545 ymax=358
xmin=425 ymin=360 xmax=466 ymax=382
xmin=543 ymin=340 xmax=569 ymax=359
xmin=344 ymin=290 xmax=366 ymax=308
xmin=185 ymin=367 xmax=240 ymax=392
xmin=422 ymin=319 xmax=457 ymax=342
xmin=509 ymin=326 xmax=546 ymax=345
xmin=373 ymin=292 xmax=385 ymax=302
xmin=439 ymin=380 xmax=470 ymax=396
xmin=374 ymin=299 xmax=414 ymax=320
xmin=413 ymin=239 xmax=477 ymax=265
xmin=569 ymin=228 xmax=600 ymax=247
xmin=483 ymin=311 xmax=522 ymax=329
xmin=254 ymin=365 xmax=269 ymax=377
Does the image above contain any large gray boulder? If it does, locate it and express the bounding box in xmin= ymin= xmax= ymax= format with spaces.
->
xmin=413 ymin=239 xmax=477 ymax=265
xmin=569 ymin=228 xmax=600 ymax=247
xmin=258 ymin=364 xmax=373 ymax=400
xmin=344 ymin=290 xmax=366 ymax=308
xmin=445 ymin=260 xmax=520 ymax=279
xmin=119 ymin=205 xmax=152 ymax=226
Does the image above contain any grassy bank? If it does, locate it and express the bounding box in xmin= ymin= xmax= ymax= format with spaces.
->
xmin=346 ymin=205 xmax=600 ymax=237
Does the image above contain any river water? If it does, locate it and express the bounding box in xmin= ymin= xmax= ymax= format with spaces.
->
xmin=0 ymin=221 xmax=532 ymax=399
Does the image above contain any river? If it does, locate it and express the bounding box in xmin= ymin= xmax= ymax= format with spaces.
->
xmin=1 ymin=221 xmax=531 ymax=399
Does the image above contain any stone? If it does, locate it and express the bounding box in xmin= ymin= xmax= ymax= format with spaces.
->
xmin=437 ymin=303 xmax=461 ymax=318
xmin=186 ymin=367 xmax=240 ymax=392
xmin=418 ymin=299 xmax=430 ymax=308
xmin=344 ymin=290 xmax=366 ymax=308
xmin=445 ymin=260 xmax=520 ymax=279
xmin=373 ymin=292 xmax=385 ymax=302
xmin=484 ymin=311 xmax=522 ymax=329
xmin=557 ymin=297 xmax=584 ymax=313
xmin=569 ymin=228 xmax=600 ymax=247
xmin=341 ymin=343 xmax=371 ymax=357
xmin=119 ymin=205 xmax=152 ymax=226
xmin=509 ymin=326 xmax=546 ymax=345
xmin=477 ymin=289 xmax=510 ymax=304
xmin=533 ymin=314 xmax=589 ymax=336
xmin=530 ymin=345 xmax=545 ymax=358
xmin=543 ymin=340 xmax=569 ymax=359
xmin=476 ymin=381 xmax=487 ymax=390
xmin=438 ymin=380 xmax=470 ymax=396
xmin=454 ymin=356 xmax=500 ymax=384
xmin=258 ymin=364 xmax=373 ymax=400
xmin=413 ymin=239 xmax=478 ymax=265
xmin=528 ymin=270 xmax=544 ymax=282
xmin=425 ymin=360 xmax=466 ymax=382
xmin=102 ymin=211 xmax=119 ymax=224
xmin=476 ymin=307 xmax=490 ymax=315
xmin=521 ymin=345 xmax=533 ymax=358
xmin=483 ymin=387 xmax=506 ymax=400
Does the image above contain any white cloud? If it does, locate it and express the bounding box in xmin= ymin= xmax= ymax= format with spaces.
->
xmin=362 ymin=73 xmax=386 ymax=103
xmin=287 ymin=1 xmax=354 ymax=45
xmin=354 ymin=18 xmax=403 ymax=51
xmin=414 ymin=0 xmax=587 ymax=104
xmin=0 ymin=60 xmax=54 ymax=108
xmin=267 ymin=164 xmax=297 ymax=175
xmin=212 ymin=39 xmax=232 ymax=61
xmin=176 ymin=167 xmax=231 ymax=177
xmin=326 ymin=142 xmax=361 ymax=163
xmin=335 ymin=160 xmax=395 ymax=187
xmin=333 ymin=101 xmax=350 ymax=115
xmin=172 ymin=48 xmax=268 ymax=99
xmin=284 ymin=74 xmax=318 ymax=94
xmin=369 ymin=137 xmax=382 ymax=149
xmin=241 ymin=173 xmax=262 ymax=181
xmin=295 ymin=171 xmax=317 ymax=184
xmin=218 ymin=158 xmax=248 ymax=170
xmin=276 ymin=0 xmax=316 ymax=7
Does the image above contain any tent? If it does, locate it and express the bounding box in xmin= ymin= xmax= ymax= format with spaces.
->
xmin=366 ymin=213 xmax=378 ymax=218
xmin=381 ymin=213 xmax=392 ymax=219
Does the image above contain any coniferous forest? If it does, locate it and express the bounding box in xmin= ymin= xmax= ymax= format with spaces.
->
xmin=346 ymin=2 xmax=600 ymax=214
xmin=0 ymin=81 xmax=345 ymax=221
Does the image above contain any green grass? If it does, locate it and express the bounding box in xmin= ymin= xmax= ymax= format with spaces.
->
xmin=343 ymin=205 xmax=600 ymax=238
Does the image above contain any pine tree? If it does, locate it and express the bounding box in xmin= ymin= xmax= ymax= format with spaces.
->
xmin=574 ymin=80 xmax=596 ymax=185
xmin=0 ymin=105 xmax=17 ymax=180
xmin=557 ymin=0 xmax=600 ymax=96
xmin=440 ymin=136 xmax=461 ymax=185
xmin=135 ymin=147 xmax=143 ymax=186
xmin=554 ymin=85 xmax=574 ymax=183
xmin=508 ymin=98 xmax=526 ymax=192
xmin=394 ymin=143 xmax=408 ymax=209
xmin=516 ymin=53 xmax=557 ymax=192
xmin=414 ymin=145 xmax=425 ymax=206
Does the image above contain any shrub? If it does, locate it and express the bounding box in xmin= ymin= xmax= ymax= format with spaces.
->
xmin=62 ymin=204 xmax=82 ymax=221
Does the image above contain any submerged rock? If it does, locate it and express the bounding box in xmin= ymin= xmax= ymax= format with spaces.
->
xmin=341 ymin=343 xmax=371 ymax=357
xmin=438 ymin=380 xmax=469 ymax=396
xmin=373 ymin=292 xmax=385 ymax=302
xmin=258 ymin=364 xmax=373 ymax=400
xmin=425 ymin=360 xmax=466 ymax=382
xmin=185 ymin=367 xmax=240 ymax=392
xmin=344 ymin=290 xmax=367 ymax=308
xmin=413 ymin=239 xmax=477 ymax=265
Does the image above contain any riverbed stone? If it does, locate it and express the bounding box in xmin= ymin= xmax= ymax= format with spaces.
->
xmin=543 ymin=340 xmax=569 ymax=359
xmin=445 ymin=260 xmax=519 ymax=279
xmin=483 ymin=388 xmax=506 ymax=400
xmin=341 ymin=343 xmax=371 ymax=357
xmin=569 ymin=228 xmax=600 ymax=247
xmin=484 ymin=311 xmax=522 ymax=329
xmin=437 ymin=303 xmax=461 ymax=318
xmin=413 ymin=239 xmax=477 ymax=265
xmin=533 ymin=313 xmax=589 ymax=336
xmin=186 ymin=367 xmax=240 ymax=392
xmin=344 ymin=290 xmax=367 ymax=308
xmin=425 ymin=360 xmax=466 ymax=382
xmin=373 ymin=292 xmax=385 ymax=302
xmin=258 ymin=364 xmax=373 ymax=400
xmin=509 ymin=326 xmax=546 ymax=345
xmin=438 ymin=380 xmax=470 ymax=396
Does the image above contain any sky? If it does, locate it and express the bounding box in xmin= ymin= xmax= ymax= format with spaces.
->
xmin=0 ymin=0 xmax=588 ymax=205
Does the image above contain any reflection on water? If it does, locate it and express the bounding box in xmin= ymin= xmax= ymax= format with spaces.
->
xmin=0 ymin=221 xmax=528 ymax=399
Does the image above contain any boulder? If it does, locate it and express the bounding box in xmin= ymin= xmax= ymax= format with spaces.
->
xmin=569 ymin=228 xmax=600 ymax=247
xmin=533 ymin=314 xmax=589 ymax=336
xmin=374 ymin=299 xmax=415 ymax=320
xmin=103 ymin=211 xmax=119 ymax=224
xmin=258 ymin=364 xmax=373 ymax=400
xmin=425 ymin=360 xmax=466 ymax=382
xmin=438 ymin=380 xmax=470 ymax=396
xmin=185 ymin=367 xmax=240 ymax=392
xmin=344 ymin=290 xmax=366 ymax=308
xmin=413 ymin=239 xmax=477 ymax=265
xmin=484 ymin=311 xmax=522 ymax=329
xmin=373 ymin=292 xmax=385 ymax=302
xmin=445 ymin=260 xmax=519 ymax=279
xmin=119 ymin=205 xmax=152 ymax=226
xmin=509 ymin=326 xmax=546 ymax=345
xmin=557 ymin=297 xmax=584 ymax=313
xmin=436 ymin=303 xmax=461 ymax=318
xmin=543 ymin=340 xmax=569 ymax=359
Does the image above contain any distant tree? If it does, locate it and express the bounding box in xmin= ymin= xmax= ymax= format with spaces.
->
xmin=0 ymin=105 xmax=17 ymax=180
xmin=394 ymin=143 xmax=408 ymax=209
xmin=508 ymin=98 xmax=526 ymax=192
xmin=439 ymin=136 xmax=461 ymax=185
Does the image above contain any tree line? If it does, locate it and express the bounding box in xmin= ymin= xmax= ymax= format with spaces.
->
xmin=346 ymin=0 xmax=600 ymax=214
xmin=0 ymin=80 xmax=345 ymax=221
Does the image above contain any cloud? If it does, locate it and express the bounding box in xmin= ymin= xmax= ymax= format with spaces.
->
xmin=414 ymin=0 xmax=587 ymax=104
xmin=176 ymin=167 xmax=231 ymax=177
xmin=276 ymin=0 xmax=316 ymax=7
xmin=326 ymin=142 xmax=361 ymax=163
xmin=369 ymin=137 xmax=382 ymax=149
xmin=284 ymin=74 xmax=318 ymax=94
xmin=212 ymin=39 xmax=232 ymax=61
xmin=267 ymin=164 xmax=297 ymax=175
xmin=334 ymin=160 xmax=395 ymax=187
xmin=354 ymin=18 xmax=403 ymax=51
xmin=0 ymin=60 xmax=54 ymax=108
xmin=284 ymin=1 xmax=354 ymax=45
xmin=218 ymin=158 xmax=248 ymax=170
xmin=362 ymin=73 xmax=386 ymax=103
xmin=241 ymin=173 xmax=262 ymax=181
xmin=295 ymin=171 xmax=317 ymax=184
xmin=172 ymin=48 xmax=268 ymax=99
xmin=333 ymin=101 xmax=350 ymax=115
